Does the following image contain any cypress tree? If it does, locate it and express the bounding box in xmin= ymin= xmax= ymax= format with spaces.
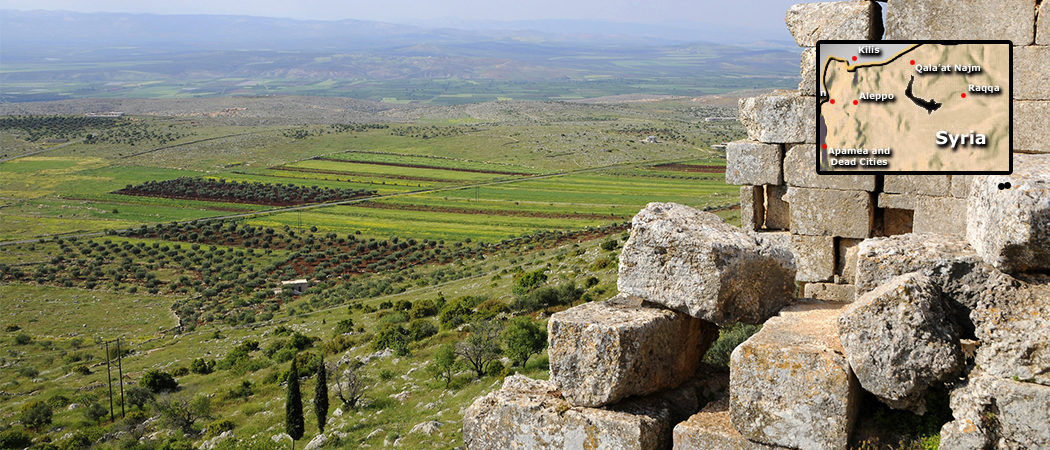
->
xmin=314 ymin=354 xmax=329 ymax=433
xmin=285 ymin=360 xmax=304 ymax=449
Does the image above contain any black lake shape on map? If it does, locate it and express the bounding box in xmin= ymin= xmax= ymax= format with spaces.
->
xmin=905 ymin=75 xmax=942 ymax=114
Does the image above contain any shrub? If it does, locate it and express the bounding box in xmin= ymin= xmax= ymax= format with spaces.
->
xmin=125 ymin=386 xmax=153 ymax=410
xmin=600 ymin=239 xmax=619 ymax=251
xmin=46 ymin=394 xmax=72 ymax=409
xmin=332 ymin=318 xmax=355 ymax=335
xmin=0 ymin=429 xmax=32 ymax=449
xmin=19 ymin=401 xmax=52 ymax=430
xmin=703 ymin=323 xmax=762 ymax=370
xmin=484 ymin=360 xmax=506 ymax=377
xmin=408 ymin=319 xmax=438 ymax=341
xmin=139 ymin=369 xmax=178 ymax=393
xmin=378 ymin=368 xmax=396 ymax=381
xmin=14 ymin=333 xmax=32 ymax=345
xmin=190 ymin=358 xmax=215 ymax=375
xmin=409 ymin=299 xmax=438 ymax=318
xmin=206 ymin=419 xmax=235 ymax=437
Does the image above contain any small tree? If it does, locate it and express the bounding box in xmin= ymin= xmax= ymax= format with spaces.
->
xmin=456 ymin=319 xmax=504 ymax=379
xmin=84 ymin=401 xmax=108 ymax=425
xmin=153 ymin=392 xmax=211 ymax=433
xmin=314 ymin=354 xmax=329 ymax=434
xmin=140 ymin=369 xmax=178 ymax=393
xmin=428 ymin=342 xmax=459 ymax=389
xmin=503 ymin=317 xmax=547 ymax=368
xmin=20 ymin=401 xmax=53 ymax=431
xmin=125 ymin=385 xmax=154 ymax=410
xmin=334 ymin=362 xmax=365 ymax=410
xmin=285 ymin=360 xmax=305 ymax=450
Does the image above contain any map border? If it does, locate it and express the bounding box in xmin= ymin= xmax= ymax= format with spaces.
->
xmin=815 ymin=39 xmax=1013 ymax=176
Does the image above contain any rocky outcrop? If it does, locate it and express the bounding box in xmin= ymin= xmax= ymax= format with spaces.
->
xmin=548 ymin=294 xmax=717 ymax=407
xmin=617 ymin=202 xmax=796 ymax=326
xmin=972 ymin=273 xmax=1050 ymax=386
xmin=730 ymin=301 xmax=859 ymax=450
xmin=838 ymin=273 xmax=962 ymax=413
xmin=940 ymin=370 xmax=1050 ymax=450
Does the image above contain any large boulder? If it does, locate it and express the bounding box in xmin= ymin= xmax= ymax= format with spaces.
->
xmin=548 ymin=294 xmax=718 ymax=407
xmin=618 ymin=202 xmax=796 ymax=326
xmin=730 ymin=301 xmax=860 ymax=450
xmin=463 ymin=375 xmax=702 ymax=450
xmin=838 ymin=273 xmax=963 ymax=414
xmin=725 ymin=140 xmax=783 ymax=186
xmin=738 ymin=90 xmax=815 ymax=144
xmin=972 ymin=273 xmax=1050 ymax=386
xmin=854 ymin=233 xmax=1008 ymax=338
xmin=966 ymin=153 xmax=1050 ymax=273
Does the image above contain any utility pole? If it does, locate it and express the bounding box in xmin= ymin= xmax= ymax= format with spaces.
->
xmin=117 ymin=338 xmax=125 ymax=419
xmin=105 ymin=341 xmax=114 ymax=422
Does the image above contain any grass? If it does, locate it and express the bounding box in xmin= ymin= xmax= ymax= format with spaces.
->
xmin=0 ymin=284 xmax=179 ymax=339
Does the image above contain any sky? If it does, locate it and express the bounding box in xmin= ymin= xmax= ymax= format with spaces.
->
xmin=0 ymin=0 xmax=813 ymax=31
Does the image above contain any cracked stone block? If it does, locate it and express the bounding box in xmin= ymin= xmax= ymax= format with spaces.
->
xmin=787 ymin=187 xmax=873 ymax=238
xmin=618 ymin=202 xmax=796 ymax=326
xmin=800 ymin=47 xmax=816 ymax=95
xmin=463 ymin=375 xmax=703 ymax=450
xmin=1015 ymin=46 xmax=1050 ymax=100
xmin=785 ymin=144 xmax=876 ymax=191
xmin=939 ymin=370 xmax=1050 ymax=450
xmin=839 ymin=273 xmax=963 ymax=414
xmin=548 ymin=294 xmax=717 ymax=407
xmin=765 ymin=185 xmax=791 ymax=230
xmin=886 ymin=0 xmax=1036 ymax=44
xmin=730 ymin=301 xmax=860 ymax=450
xmin=786 ymin=1 xmax=883 ymax=47
xmin=803 ymin=283 xmax=857 ymax=303
xmin=973 ymin=273 xmax=1050 ymax=386
xmin=739 ymin=90 xmax=815 ymax=144
xmin=884 ymin=175 xmax=950 ymax=197
xmin=673 ymin=396 xmax=785 ymax=450
xmin=967 ymin=153 xmax=1050 ymax=272
xmin=726 ymin=140 xmax=783 ymax=186
xmin=1014 ymin=101 xmax=1050 ymax=154
xmin=741 ymin=185 xmax=765 ymax=231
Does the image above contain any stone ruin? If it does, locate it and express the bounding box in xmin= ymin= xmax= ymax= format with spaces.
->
xmin=463 ymin=1 xmax=1050 ymax=448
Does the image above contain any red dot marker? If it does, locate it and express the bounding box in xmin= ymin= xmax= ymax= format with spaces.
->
xmin=852 ymin=56 xmax=858 ymax=61
xmin=961 ymin=93 xmax=967 ymax=98
xmin=822 ymin=144 xmax=828 ymax=150
xmin=853 ymin=100 xmax=859 ymax=105
xmin=830 ymin=99 xmax=836 ymax=104
xmin=910 ymin=60 xmax=916 ymax=65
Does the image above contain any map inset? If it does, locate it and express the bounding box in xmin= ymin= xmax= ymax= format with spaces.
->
xmin=817 ymin=41 xmax=1011 ymax=173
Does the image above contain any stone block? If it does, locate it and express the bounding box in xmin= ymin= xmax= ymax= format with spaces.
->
xmin=885 ymin=0 xmax=1036 ymax=44
xmin=1015 ymin=46 xmax=1050 ymax=100
xmin=740 ymin=185 xmax=765 ymax=231
xmin=854 ymin=233 xmax=1006 ymax=338
xmin=880 ymin=208 xmax=914 ymax=237
xmin=803 ymin=283 xmax=856 ymax=303
xmin=464 ymin=375 xmax=704 ymax=450
xmin=950 ymin=175 xmax=974 ymax=198
xmin=764 ymin=185 xmax=791 ymax=230
xmin=730 ymin=301 xmax=859 ymax=450
xmin=1014 ymin=101 xmax=1050 ymax=153
xmin=784 ymin=144 xmax=876 ymax=191
xmin=973 ymin=273 xmax=1050 ymax=386
xmin=835 ymin=237 xmax=862 ymax=283
xmin=914 ymin=196 xmax=967 ymax=236
xmin=673 ymin=397 xmax=784 ymax=450
xmin=967 ymin=153 xmax=1050 ymax=272
xmin=839 ymin=273 xmax=963 ymax=413
xmin=726 ymin=140 xmax=783 ymax=186
xmin=939 ymin=371 xmax=1050 ymax=450
xmin=884 ymin=175 xmax=950 ymax=197
xmin=548 ymin=294 xmax=717 ymax=407
xmin=618 ymin=202 xmax=797 ymax=326
xmin=1040 ymin=1 xmax=1050 ymax=45
xmin=787 ymin=187 xmax=873 ymax=238
xmin=739 ymin=90 xmax=815 ymax=144
xmin=877 ymin=193 xmax=918 ymax=210
xmin=792 ymin=234 xmax=835 ymax=282
xmin=799 ymin=47 xmax=816 ymax=96
xmin=785 ymin=1 xmax=883 ymax=47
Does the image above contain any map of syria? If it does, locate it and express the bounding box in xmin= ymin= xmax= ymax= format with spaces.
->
xmin=818 ymin=42 xmax=1011 ymax=173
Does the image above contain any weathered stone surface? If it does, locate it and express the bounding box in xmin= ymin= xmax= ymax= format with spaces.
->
xmin=548 ymin=294 xmax=717 ymax=407
xmin=884 ymin=175 xmax=950 ymax=197
xmin=885 ymin=0 xmax=1036 ymax=44
xmin=673 ymin=396 xmax=784 ymax=450
xmin=1040 ymin=1 xmax=1050 ymax=45
xmin=740 ymin=185 xmax=765 ymax=231
xmin=764 ymin=185 xmax=791 ymax=230
xmin=792 ymin=234 xmax=835 ymax=282
xmin=939 ymin=371 xmax=1050 ymax=450
xmin=967 ymin=153 xmax=1050 ymax=272
xmin=973 ymin=273 xmax=1050 ymax=386
xmin=1015 ymin=46 xmax=1050 ymax=100
xmin=877 ymin=194 xmax=967 ymax=236
xmin=784 ymin=144 xmax=876 ymax=191
xmin=1014 ymin=101 xmax=1050 ymax=153
xmin=785 ymin=1 xmax=883 ymax=47
xmin=787 ymin=187 xmax=873 ymax=238
xmin=618 ymin=202 xmax=796 ymax=326
xmin=855 ymin=233 xmax=1006 ymax=338
xmin=463 ymin=375 xmax=703 ymax=450
xmin=726 ymin=140 xmax=783 ymax=186
xmin=839 ymin=273 xmax=962 ymax=413
xmin=803 ymin=282 xmax=856 ymax=303
xmin=739 ymin=90 xmax=815 ymax=144
xmin=799 ymin=47 xmax=816 ymax=96
xmin=835 ymin=237 xmax=862 ymax=283
xmin=950 ymin=175 xmax=974 ymax=198
xmin=730 ymin=301 xmax=859 ymax=450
